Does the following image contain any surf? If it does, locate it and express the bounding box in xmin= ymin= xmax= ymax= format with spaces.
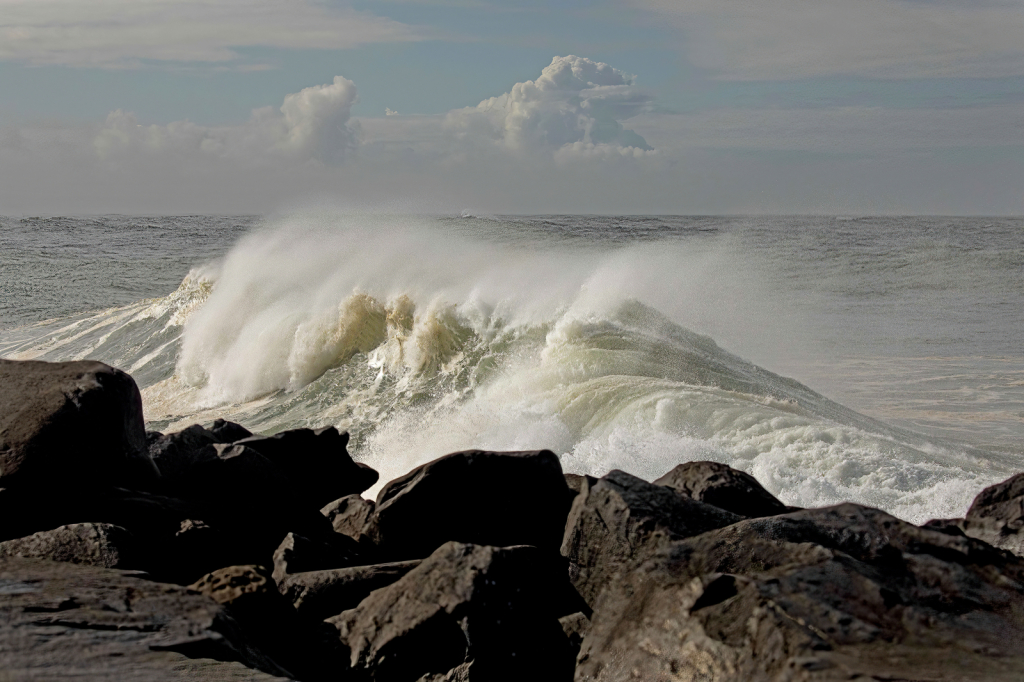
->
xmin=0 ymin=212 xmax=1014 ymax=523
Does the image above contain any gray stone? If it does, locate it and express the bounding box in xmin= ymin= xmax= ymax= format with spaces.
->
xmin=271 ymin=531 xmax=361 ymax=584
xmin=577 ymin=503 xmax=1024 ymax=681
xmin=278 ymin=560 xmax=421 ymax=621
xmin=560 ymin=469 xmax=741 ymax=608
xmin=321 ymin=494 xmax=374 ymax=542
xmin=0 ymin=359 xmax=159 ymax=489
xmin=327 ymin=542 xmax=572 ymax=682
xmin=0 ymin=556 xmax=291 ymax=680
xmin=653 ymin=460 xmax=788 ymax=518
xmin=0 ymin=523 xmax=134 ymax=568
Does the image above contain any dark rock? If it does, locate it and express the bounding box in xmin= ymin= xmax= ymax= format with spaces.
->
xmin=560 ymin=469 xmax=741 ymax=608
xmin=271 ymin=531 xmax=362 ymax=584
xmin=209 ymin=418 xmax=253 ymax=443
xmin=327 ymin=542 xmax=573 ymax=682
xmin=0 ymin=556 xmax=291 ymax=680
xmin=653 ymin=460 xmax=788 ymax=518
xmin=148 ymin=424 xmax=219 ymax=485
xmin=278 ymin=560 xmax=422 ymax=621
xmin=0 ymin=523 xmax=134 ymax=568
xmin=321 ymin=494 xmax=375 ymax=542
xmin=564 ymin=473 xmax=597 ymax=496
xmin=182 ymin=444 xmax=336 ymax=568
xmin=0 ymin=359 xmax=159 ymax=489
xmin=234 ymin=427 xmax=378 ymax=508
xmin=577 ymin=503 xmax=1024 ymax=681
xmin=189 ymin=565 xmax=346 ymax=681
xmin=369 ymin=449 xmax=571 ymax=561
xmin=922 ymin=517 xmax=968 ymax=537
xmin=967 ymin=472 xmax=1024 ymax=526
xmin=960 ymin=472 xmax=1024 ymax=556
xmin=558 ymin=611 xmax=590 ymax=654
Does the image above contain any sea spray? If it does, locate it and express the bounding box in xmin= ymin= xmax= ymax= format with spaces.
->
xmin=1 ymin=212 xmax=1020 ymax=523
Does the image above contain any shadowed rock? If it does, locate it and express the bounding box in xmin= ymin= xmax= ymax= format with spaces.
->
xmin=0 ymin=556 xmax=290 ymax=680
xmin=560 ymin=469 xmax=741 ymax=608
xmin=0 ymin=359 xmax=159 ymax=489
xmin=271 ymin=531 xmax=362 ymax=583
xmin=958 ymin=472 xmax=1024 ymax=556
xmin=208 ymin=418 xmax=252 ymax=443
xmin=190 ymin=565 xmax=347 ymax=681
xmin=369 ymin=449 xmax=572 ymax=561
xmin=321 ymin=494 xmax=375 ymax=542
xmin=148 ymin=424 xmax=220 ymax=486
xmin=328 ymin=542 xmax=573 ymax=682
xmin=278 ymin=560 xmax=422 ymax=621
xmin=234 ymin=427 xmax=378 ymax=509
xmin=578 ymin=503 xmax=1024 ymax=681
xmin=0 ymin=523 xmax=134 ymax=568
xmin=653 ymin=460 xmax=788 ymax=518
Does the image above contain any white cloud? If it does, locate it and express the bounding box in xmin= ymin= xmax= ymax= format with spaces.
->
xmin=94 ymin=76 xmax=359 ymax=164
xmin=0 ymin=0 xmax=422 ymax=68
xmin=443 ymin=55 xmax=655 ymax=156
xmin=629 ymin=0 xmax=1024 ymax=79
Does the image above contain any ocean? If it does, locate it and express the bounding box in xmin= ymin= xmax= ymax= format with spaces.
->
xmin=1 ymin=212 xmax=1021 ymax=523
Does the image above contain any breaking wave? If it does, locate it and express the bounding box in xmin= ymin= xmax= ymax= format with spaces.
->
xmin=0 ymin=213 xmax=1012 ymax=522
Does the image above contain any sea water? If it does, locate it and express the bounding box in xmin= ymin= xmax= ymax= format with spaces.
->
xmin=1 ymin=212 xmax=1021 ymax=523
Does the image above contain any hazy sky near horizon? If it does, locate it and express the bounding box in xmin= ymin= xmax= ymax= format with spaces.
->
xmin=0 ymin=0 xmax=1021 ymax=215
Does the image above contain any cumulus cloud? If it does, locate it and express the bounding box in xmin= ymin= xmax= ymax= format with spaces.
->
xmin=95 ymin=76 xmax=359 ymax=164
xmin=0 ymin=0 xmax=422 ymax=68
xmin=443 ymin=55 xmax=655 ymax=157
xmin=629 ymin=0 xmax=1024 ymax=79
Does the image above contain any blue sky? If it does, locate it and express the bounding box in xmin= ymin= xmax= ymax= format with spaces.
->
xmin=0 ymin=0 xmax=1021 ymax=214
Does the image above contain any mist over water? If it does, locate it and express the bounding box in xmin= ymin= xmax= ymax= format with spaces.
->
xmin=1 ymin=212 xmax=1021 ymax=522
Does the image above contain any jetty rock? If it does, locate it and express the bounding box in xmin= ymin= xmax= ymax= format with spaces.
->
xmin=2 ymin=357 xmax=1024 ymax=681
xmin=0 ymin=359 xmax=159 ymax=489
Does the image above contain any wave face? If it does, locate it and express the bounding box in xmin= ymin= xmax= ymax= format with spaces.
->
xmin=2 ymin=213 xmax=1020 ymax=523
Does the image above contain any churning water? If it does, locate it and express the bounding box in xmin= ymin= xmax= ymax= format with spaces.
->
xmin=1 ymin=212 xmax=1021 ymax=522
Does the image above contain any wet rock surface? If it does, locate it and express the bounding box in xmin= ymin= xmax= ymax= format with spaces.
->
xmin=3 ymin=358 xmax=1024 ymax=681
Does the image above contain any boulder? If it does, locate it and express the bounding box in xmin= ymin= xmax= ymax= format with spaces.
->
xmin=148 ymin=424 xmax=219 ymax=486
xmin=208 ymin=418 xmax=253 ymax=443
xmin=577 ymin=503 xmax=1024 ymax=681
xmin=271 ymin=531 xmax=362 ymax=584
xmin=321 ymin=494 xmax=375 ymax=542
xmin=560 ymin=469 xmax=741 ymax=608
xmin=189 ymin=565 xmax=346 ymax=681
xmin=0 ymin=556 xmax=291 ymax=680
xmin=0 ymin=359 xmax=159 ymax=489
xmin=564 ymin=473 xmax=597 ymax=497
xmin=234 ymin=427 xmax=378 ymax=508
xmin=369 ymin=449 xmax=572 ymax=561
xmin=0 ymin=522 xmax=134 ymax=568
xmin=653 ymin=460 xmax=789 ymax=518
xmin=959 ymin=472 xmax=1024 ymax=556
xmin=278 ymin=560 xmax=422 ymax=621
xmin=327 ymin=542 xmax=573 ymax=682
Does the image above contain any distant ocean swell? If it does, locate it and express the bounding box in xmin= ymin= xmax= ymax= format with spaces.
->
xmin=0 ymin=215 xmax=1012 ymax=523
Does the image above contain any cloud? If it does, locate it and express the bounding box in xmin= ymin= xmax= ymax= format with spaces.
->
xmin=0 ymin=0 xmax=422 ymax=68
xmin=629 ymin=0 xmax=1024 ymax=79
xmin=94 ymin=76 xmax=359 ymax=164
xmin=443 ymin=55 xmax=655 ymax=156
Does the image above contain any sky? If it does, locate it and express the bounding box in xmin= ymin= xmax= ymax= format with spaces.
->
xmin=0 ymin=0 xmax=1021 ymax=215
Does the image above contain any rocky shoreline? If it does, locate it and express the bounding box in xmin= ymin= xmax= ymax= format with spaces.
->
xmin=2 ymin=358 xmax=1023 ymax=680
